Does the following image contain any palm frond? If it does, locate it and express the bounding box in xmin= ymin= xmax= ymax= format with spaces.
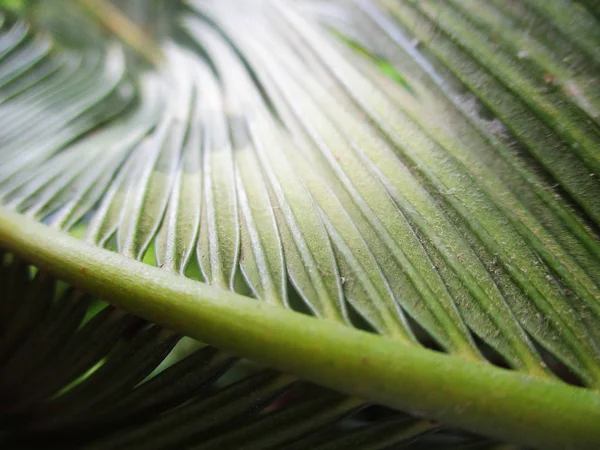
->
xmin=0 ymin=0 xmax=600 ymax=448
xmin=2 ymin=254 xmax=445 ymax=449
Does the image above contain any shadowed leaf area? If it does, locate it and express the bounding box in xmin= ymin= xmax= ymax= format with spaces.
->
xmin=0 ymin=0 xmax=599 ymax=449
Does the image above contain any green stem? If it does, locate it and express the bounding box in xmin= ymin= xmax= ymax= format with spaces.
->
xmin=0 ymin=206 xmax=599 ymax=449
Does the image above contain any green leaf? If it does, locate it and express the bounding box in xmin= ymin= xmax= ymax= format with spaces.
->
xmin=2 ymin=0 xmax=600 ymax=448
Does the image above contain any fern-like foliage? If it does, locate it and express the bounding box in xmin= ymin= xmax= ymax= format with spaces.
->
xmin=0 ymin=0 xmax=599 ymax=448
xmin=2 ymin=254 xmax=492 ymax=449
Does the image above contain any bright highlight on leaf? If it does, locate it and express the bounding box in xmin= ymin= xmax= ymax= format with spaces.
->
xmin=1 ymin=0 xmax=600 ymax=449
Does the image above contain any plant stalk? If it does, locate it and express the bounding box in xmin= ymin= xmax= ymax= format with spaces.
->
xmin=0 ymin=206 xmax=599 ymax=450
